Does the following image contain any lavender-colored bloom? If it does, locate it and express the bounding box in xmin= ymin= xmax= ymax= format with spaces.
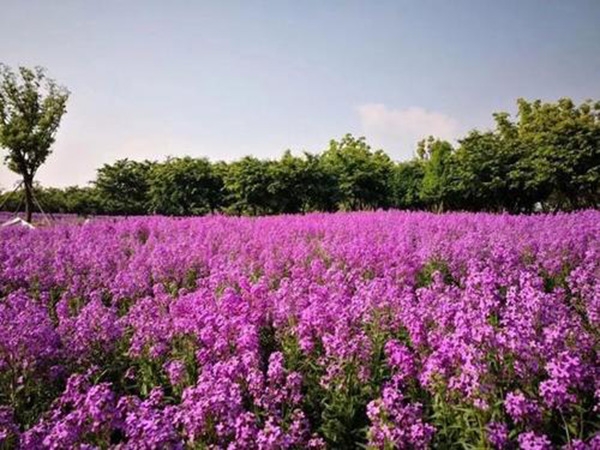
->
xmin=562 ymin=439 xmax=590 ymax=450
xmin=164 ymin=359 xmax=186 ymax=387
xmin=367 ymin=386 xmax=435 ymax=449
xmin=384 ymin=339 xmax=415 ymax=382
xmin=22 ymin=374 xmax=119 ymax=448
xmin=118 ymin=388 xmax=183 ymax=449
xmin=505 ymin=391 xmax=541 ymax=424
xmin=540 ymin=378 xmax=576 ymax=409
xmin=0 ymin=406 xmax=18 ymax=445
xmin=256 ymin=416 xmax=287 ymax=450
xmin=1 ymin=211 xmax=599 ymax=447
xmin=518 ymin=431 xmax=553 ymax=450
xmin=0 ymin=291 xmax=61 ymax=375
xmin=486 ymin=421 xmax=509 ymax=449
xmin=57 ymin=294 xmax=122 ymax=364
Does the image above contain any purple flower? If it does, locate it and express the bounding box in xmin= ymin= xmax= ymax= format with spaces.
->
xmin=256 ymin=416 xmax=287 ymax=449
xmin=540 ymin=378 xmax=576 ymax=409
xmin=504 ymin=391 xmax=541 ymax=424
xmin=57 ymin=294 xmax=122 ymax=363
xmin=0 ymin=406 xmax=18 ymax=445
xmin=486 ymin=421 xmax=509 ymax=449
xmin=118 ymin=388 xmax=183 ymax=449
xmin=0 ymin=291 xmax=61 ymax=375
xmin=164 ymin=359 xmax=187 ymax=387
xmin=267 ymin=352 xmax=286 ymax=384
xmin=517 ymin=431 xmax=553 ymax=450
xmin=384 ymin=339 xmax=415 ymax=382
xmin=2 ymin=210 xmax=599 ymax=447
xmin=367 ymin=386 xmax=435 ymax=449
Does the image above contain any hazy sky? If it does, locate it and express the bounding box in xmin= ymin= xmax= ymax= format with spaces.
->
xmin=1 ymin=0 xmax=599 ymax=188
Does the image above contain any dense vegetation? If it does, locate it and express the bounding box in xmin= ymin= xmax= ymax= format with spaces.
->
xmin=1 ymin=211 xmax=598 ymax=448
xmin=2 ymin=98 xmax=599 ymax=217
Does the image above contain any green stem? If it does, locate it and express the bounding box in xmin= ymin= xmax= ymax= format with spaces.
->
xmin=560 ymin=410 xmax=571 ymax=445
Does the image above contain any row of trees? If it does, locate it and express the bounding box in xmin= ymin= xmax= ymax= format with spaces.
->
xmin=1 ymin=65 xmax=599 ymax=217
xmin=2 ymin=96 xmax=600 ymax=217
xmin=417 ymin=98 xmax=600 ymax=212
xmin=0 ymin=135 xmax=392 ymax=216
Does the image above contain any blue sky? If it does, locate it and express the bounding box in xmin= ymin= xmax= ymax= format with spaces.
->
xmin=1 ymin=0 xmax=599 ymax=187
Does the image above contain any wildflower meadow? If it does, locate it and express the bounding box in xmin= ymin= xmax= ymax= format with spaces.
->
xmin=0 ymin=211 xmax=599 ymax=449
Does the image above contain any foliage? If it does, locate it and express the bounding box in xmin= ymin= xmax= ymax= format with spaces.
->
xmin=222 ymin=156 xmax=276 ymax=215
xmin=389 ymin=160 xmax=425 ymax=210
xmin=513 ymin=98 xmax=600 ymax=210
xmin=95 ymin=159 xmax=155 ymax=215
xmin=450 ymin=98 xmax=600 ymax=212
xmin=148 ymin=157 xmax=222 ymax=216
xmin=0 ymin=64 xmax=69 ymax=222
xmin=1 ymin=98 xmax=599 ymax=218
xmin=417 ymin=137 xmax=456 ymax=212
xmin=320 ymin=134 xmax=393 ymax=211
xmin=267 ymin=150 xmax=337 ymax=214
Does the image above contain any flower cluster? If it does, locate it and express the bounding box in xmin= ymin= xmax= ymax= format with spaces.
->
xmin=1 ymin=210 xmax=599 ymax=448
xmin=367 ymin=386 xmax=435 ymax=449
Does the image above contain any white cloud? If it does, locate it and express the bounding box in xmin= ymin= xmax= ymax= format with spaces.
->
xmin=356 ymin=104 xmax=460 ymax=160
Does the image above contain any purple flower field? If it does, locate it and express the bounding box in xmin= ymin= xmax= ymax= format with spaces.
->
xmin=0 ymin=211 xmax=599 ymax=449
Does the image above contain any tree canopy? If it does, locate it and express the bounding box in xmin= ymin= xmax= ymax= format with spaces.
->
xmin=0 ymin=65 xmax=69 ymax=222
xmin=2 ymin=97 xmax=599 ymax=218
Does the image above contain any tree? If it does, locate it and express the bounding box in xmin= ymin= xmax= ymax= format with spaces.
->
xmin=512 ymin=98 xmax=600 ymax=210
xmin=418 ymin=137 xmax=455 ymax=211
xmin=300 ymin=152 xmax=340 ymax=212
xmin=267 ymin=150 xmax=338 ymax=214
xmin=95 ymin=159 xmax=155 ymax=215
xmin=450 ymin=99 xmax=600 ymax=212
xmin=222 ymin=157 xmax=276 ymax=215
xmin=390 ymin=160 xmax=425 ymax=210
xmin=63 ymin=186 xmax=102 ymax=215
xmin=0 ymin=65 xmax=69 ymax=222
xmin=452 ymin=116 xmax=537 ymax=213
xmin=320 ymin=134 xmax=393 ymax=210
xmin=452 ymin=130 xmax=513 ymax=212
xmin=149 ymin=157 xmax=223 ymax=215
xmin=265 ymin=151 xmax=309 ymax=214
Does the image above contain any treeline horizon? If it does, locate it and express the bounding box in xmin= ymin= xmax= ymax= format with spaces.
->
xmin=1 ymin=97 xmax=599 ymax=217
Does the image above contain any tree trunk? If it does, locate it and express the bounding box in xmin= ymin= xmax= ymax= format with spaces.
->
xmin=24 ymin=178 xmax=34 ymax=223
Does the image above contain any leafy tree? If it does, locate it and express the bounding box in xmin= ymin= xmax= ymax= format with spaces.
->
xmin=0 ymin=65 xmax=69 ymax=222
xmin=95 ymin=159 xmax=155 ymax=215
xmin=267 ymin=150 xmax=338 ymax=214
xmin=453 ymin=130 xmax=516 ymax=212
xmin=453 ymin=112 xmax=540 ymax=213
xmin=418 ymin=137 xmax=456 ymax=211
xmin=2 ymin=96 xmax=599 ymax=217
xmin=320 ymin=134 xmax=393 ymax=210
xmin=390 ymin=160 xmax=425 ymax=209
xmin=0 ymin=185 xmax=26 ymax=213
xmin=450 ymin=99 xmax=600 ymax=212
xmin=513 ymin=98 xmax=600 ymax=210
xmin=222 ymin=157 xmax=276 ymax=215
xmin=0 ymin=184 xmax=104 ymax=216
xmin=264 ymin=151 xmax=307 ymax=214
xmin=35 ymin=187 xmax=68 ymax=214
xmin=1 ymin=186 xmax=57 ymax=216
xmin=70 ymin=186 xmax=103 ymax=215
xmin=149 ymin=157 xmax=223 ymax=215
xmin=302 ymin=152 xmax=340 ymax=212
